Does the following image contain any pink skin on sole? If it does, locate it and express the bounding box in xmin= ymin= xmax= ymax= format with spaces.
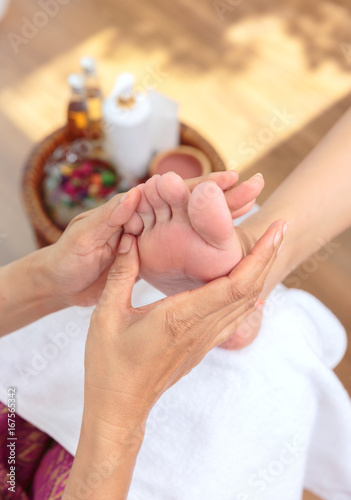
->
xmin=125 ymin=172 xmax=245 ymax=296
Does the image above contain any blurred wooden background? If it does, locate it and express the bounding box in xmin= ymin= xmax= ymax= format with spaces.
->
xmin=1 ymin=1 xmax=351 ymax=498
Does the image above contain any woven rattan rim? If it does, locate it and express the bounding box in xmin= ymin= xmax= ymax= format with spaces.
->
xmin=22 ymin=123 xmax=226 ymax=247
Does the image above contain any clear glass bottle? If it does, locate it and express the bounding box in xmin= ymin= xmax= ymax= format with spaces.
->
xmin=67 ymin=73 xmax=88 ymax=140
xmin=80 ymin=57 xmax=103 ymax=138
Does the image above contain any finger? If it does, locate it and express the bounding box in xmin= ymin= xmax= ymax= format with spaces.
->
xmin=224 ymin=173 xmax=264 ymax=218
xmin=216 ymin=303 xmax=264 ymax=350
xmin=173 ymin=300 xmax=261 ymax=375
xmin=202 ymin=222 xmax=287 ymax=345
xmin=181 ymin=297 xmax=263 ymax=361
xmin=197 ymin=291 xmax=263 ymax=352
xmin=67 ymin=188 xmax=141 ymax=252
xmin=209 ymin=301 xmax=263 ymax=349
xmin=185 ymin=170 xmax=239 ymax=193
xmin=106 ymin=230 xmax=123 ymax=256
xmin=227 ymin=219 xmax=287 ymax=291
xmin=229 ymin=199 xmax=256 ymax=220
xmin=95 ymin=235 xmax=139 ymax=323
xmin=123 ymin=211 xmax=144 ymax=236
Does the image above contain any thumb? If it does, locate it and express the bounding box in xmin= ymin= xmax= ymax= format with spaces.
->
xmin=67 ymin=188 xmax=141 ymax=251
xmin=97 ymin=234 xmax=139 ymax=317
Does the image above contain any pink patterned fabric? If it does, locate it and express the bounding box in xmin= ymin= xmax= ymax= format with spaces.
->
xmin=0 ymin=402 xmax=73 ymax=499
xmin=31 ymin=443 xmax=73 ymax=500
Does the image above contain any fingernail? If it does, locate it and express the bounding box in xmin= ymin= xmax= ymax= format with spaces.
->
xmin=249 ymin=172 xmax=264 ymax=182
xmin=277 ymin=240 xmax=285 ymax=255
xmin=275 ymin=223 xmax=289 ymax=252
xmin=120 ymin=188 xmax=135 ymax=203
xmin=273 ymin=230 xmax=282 ymax=248
xmin=118 ymin=234 xmax=133 ymax=254
xmin=254 ymin=298 xmax=265 ymax=310
xmin=282 ymin=222 xmax=290 ymax=236
xmin=228 ymin=170 xmax=238 ymax=177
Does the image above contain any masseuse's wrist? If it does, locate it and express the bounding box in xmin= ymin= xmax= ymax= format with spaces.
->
xmin=81 ymin=409 xmax=146 ymax=447
xmin=82 ymin=392 xmax=149 ymax=441
xmin=80 ymin=407 xmax=146 ymax=471
xmin=63 ymin=412 xmax=145 ymax=500
xmin=32 ymin=246 xmax=69 ymax=312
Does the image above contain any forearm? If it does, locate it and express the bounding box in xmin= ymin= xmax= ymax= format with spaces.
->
xmin=0 ymin=247 xmax=63 ymax=336
xmin=62 ymin=415 xmax=144 ymax=500
xmin=241 ymin=106 xmax=351 ymax=297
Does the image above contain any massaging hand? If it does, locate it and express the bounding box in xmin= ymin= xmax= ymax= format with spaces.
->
xmin=42 ymin=171 xmax=263 ymax=308
xmin=43 ymin=188 xmax=142 ymax=308
xmin=83 ymin=220 xmax=285 ymax=431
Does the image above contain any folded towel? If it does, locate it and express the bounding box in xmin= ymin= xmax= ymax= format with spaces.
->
xmin=0 ymin=281 xmax=350 ymax=500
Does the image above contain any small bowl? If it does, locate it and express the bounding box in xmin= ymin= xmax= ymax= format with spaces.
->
xmin=149 ymin=145 xmax=212 ymax=180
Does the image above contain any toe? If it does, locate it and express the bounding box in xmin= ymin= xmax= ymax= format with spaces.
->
xmin=188 ymin=181 xmax=235 ymax=249
xmin=136 ymin=184 xmax=155 ymax=229
xmin=124 ymin=212 xmax=144 ymax=235
xmin=144 ymin=175 xmax=171 ymax=223
xmin=186 ymin=170 xmax=239 ymax=193
xmin=157 ymin=172 xmax=190 ymax=222
xmin=225 ymin=173 xmax=264 ymax=218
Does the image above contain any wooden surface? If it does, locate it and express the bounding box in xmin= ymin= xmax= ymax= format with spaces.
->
xmin=1 ymin=1 xmax=351 ymax=498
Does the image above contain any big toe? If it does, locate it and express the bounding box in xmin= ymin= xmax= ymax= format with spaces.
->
xmin=188 ymin=181 xmax=236 ymax=250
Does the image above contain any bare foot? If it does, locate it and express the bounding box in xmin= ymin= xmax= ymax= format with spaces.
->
xmin=125 ymin=172 xmax=248 ymax=295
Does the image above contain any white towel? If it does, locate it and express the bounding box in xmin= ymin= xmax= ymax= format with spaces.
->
xmin=0 ymin=281 xmax=350 ymax=500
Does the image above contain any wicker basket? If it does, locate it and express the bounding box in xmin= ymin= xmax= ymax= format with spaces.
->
xmin=22 ymin=123 xmax=226 ymax=248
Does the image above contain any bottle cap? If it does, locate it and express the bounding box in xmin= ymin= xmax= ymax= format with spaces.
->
xmin=68 ymin=73 xmax=85 ymax=91
xmin=112 ymin=73 xmax=136 ymax=106
xmin=80 ymin=56 xmax=96 ymax=75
